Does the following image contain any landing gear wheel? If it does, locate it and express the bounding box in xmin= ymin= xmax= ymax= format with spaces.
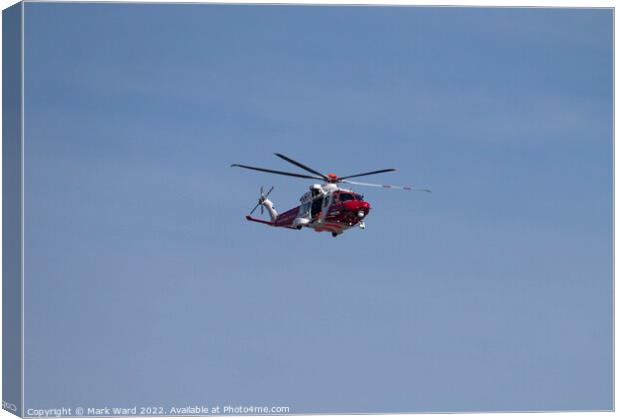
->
xmin=332 ymin=232 xmax=338 ymax=238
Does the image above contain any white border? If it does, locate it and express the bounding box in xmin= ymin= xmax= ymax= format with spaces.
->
xmin=0 ymin=2 xmax=615 ymax=419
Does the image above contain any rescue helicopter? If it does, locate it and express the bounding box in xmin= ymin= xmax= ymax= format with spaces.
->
xmin=231 ymin=153 xmax=430 ymax=237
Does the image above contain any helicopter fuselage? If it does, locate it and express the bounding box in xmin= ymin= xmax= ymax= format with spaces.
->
xmin=246 ymin=183 xmax=371 ymax=236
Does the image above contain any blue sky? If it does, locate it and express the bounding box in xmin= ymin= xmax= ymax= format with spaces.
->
xmin=23 ymin=3 xmax=612 ymax=413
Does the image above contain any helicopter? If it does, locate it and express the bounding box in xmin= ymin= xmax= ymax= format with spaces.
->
xmin=231 ymin=153 xmax=430 ymax=237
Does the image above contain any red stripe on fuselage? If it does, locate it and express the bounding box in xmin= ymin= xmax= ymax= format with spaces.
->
xmin=274 ymin=206 xmax=300 ymax=227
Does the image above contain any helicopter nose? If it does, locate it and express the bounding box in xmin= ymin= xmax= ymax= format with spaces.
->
xmin=343 ymin=200 xmax=371 ymax=214
xmin=357 ymin=201 xmax=371 ymax=218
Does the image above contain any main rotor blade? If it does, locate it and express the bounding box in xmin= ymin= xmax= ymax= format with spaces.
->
xmin=231 ymin=164 xmax=324 ymax=180
xmin=274 ymin=153 xmax=328 ymax=181
xmin=341 ymin=179 xmax=431 ymax=192
xmin=338 ymin=168 xmax=396 ymax=181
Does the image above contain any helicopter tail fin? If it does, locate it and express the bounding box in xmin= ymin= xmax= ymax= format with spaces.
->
xmin=248 ymin=186 xmax=277 ymax=222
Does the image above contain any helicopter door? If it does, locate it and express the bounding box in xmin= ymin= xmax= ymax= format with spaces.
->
xmin=300 ymin=201 xmax=311 ymax=219
xmin=319 ymin=195 xmax=330 ymax=221
xmin=310 ymin=196 xmax=323 ymax=220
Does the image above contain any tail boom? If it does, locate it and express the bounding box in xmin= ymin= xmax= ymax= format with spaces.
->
xmin=245 ymin=215 xmax=297 ymax=229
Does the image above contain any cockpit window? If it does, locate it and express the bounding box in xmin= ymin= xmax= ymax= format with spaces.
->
xmin=338 ymin=193 xmax=355 ymax=202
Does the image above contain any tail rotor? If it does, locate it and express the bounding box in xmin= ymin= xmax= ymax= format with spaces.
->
xmin=250 ymin=186 xmax=274 ymax=215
